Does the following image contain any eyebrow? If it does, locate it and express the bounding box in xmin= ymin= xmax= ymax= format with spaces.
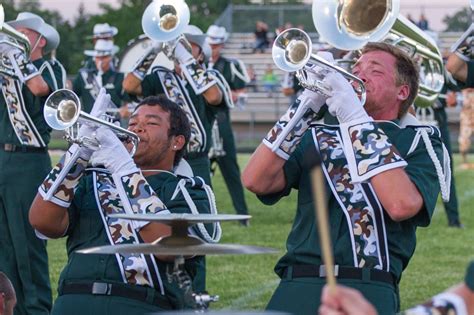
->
xmin=129 ymin=114 xmax=163 ymax=121
xmin=353 ymin=59 xmax=385 ymax=69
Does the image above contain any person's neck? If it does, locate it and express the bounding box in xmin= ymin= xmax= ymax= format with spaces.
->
xmin=212 ymin=53 xmax=221 ymax=62
xmin=30 ymin=51 xmax=43 ymax=62
xmin=368 ymin=108 xmax=398 ymax=121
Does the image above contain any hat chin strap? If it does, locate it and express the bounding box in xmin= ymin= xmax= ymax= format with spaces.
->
xmin=31 ymin=34 xmax=43 ymax=55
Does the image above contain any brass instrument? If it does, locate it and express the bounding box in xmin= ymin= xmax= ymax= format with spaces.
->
xmin=312 ymin=0 xmax=445 ymax=108
xmin=0 ymin=5 xmax=32 ymax=77
xmin=44 ymin=89 xmax=140 ymax=156
xmin=272 ymin=28 xmax=367 ymax=105
xmin=141 ymin=0 xmax=191 ymax=60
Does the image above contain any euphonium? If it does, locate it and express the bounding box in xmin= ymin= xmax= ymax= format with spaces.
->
xmin=43 ymin=89 xmax=140 ymax=156
xmin=0 ymin=5 xmax=32 ymax=77
xmin=141 ymin=0 xmax=191 ymax=60
xmin=312 ymin=0 xmax=445 ymax=108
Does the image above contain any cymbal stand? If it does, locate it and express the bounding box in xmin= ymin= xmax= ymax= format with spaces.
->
xmin=166 ymin=255 xmax=219 ymax=312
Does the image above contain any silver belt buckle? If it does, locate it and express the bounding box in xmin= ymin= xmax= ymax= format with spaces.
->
xmin=319 ymin=265 xmax=339 ymax=277
xmin=4 ymin=143 xmax=15 ymax=152
xmin=92 ymin=282 xmax=111 ymax=295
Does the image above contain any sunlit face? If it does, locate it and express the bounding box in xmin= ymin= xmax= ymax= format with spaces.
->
xmin=209 ymin=43 xmax=223 ymax=59
xmin=127 ymin=105 xmax=174 ymax=169
xmin=16 ymin=27 xmax=43 ymax=54
xmin=352 ymin=50 xmax=405 ymax=116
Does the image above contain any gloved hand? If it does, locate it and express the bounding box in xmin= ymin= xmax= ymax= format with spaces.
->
xmin=90 ymin=126 xmax=138 ymax=174
xmin=174 ymin=41 xmax=194 ymax=64
xmin=77 ymin=88 xmax=111 ymax=160
xmin=298 ymin=51 xmax=335 ymax=114
xmin=323 ymin=72 xmax=370 ymax=124
xmin=6 ymin=49 xmax=39 ymax=83
xmin=131 ymin=42 xmax=162 ymax=80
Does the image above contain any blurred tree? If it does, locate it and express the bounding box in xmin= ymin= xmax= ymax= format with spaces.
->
xmin=1 ymin=0 xmax=307 ymax=73
xmin=443 ymin=7 xmax=471 ymax=32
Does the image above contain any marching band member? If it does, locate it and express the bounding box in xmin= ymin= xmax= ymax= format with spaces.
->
xmin=205 ymin=25 xmax=250 ymax=224
xmin=243 ymin=43 xmax=449 ymax=315
xmin=0 ymin=11 xmax=65 ymax=315
xmin=73 ymin=39 xmax=128 ymax=113
xmin=447 ymin=36 xmax=474 ymax=169
xmin=81 ymin=23 xmax=119 ymax=71
xmin=123 ymin=24 xmax=223 ymax=293
xmin=29 ymin=93 xmax=221 ymax=313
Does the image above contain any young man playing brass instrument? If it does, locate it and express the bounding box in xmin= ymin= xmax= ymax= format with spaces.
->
xmin=29 ymin=90 xmax=221 ymax=313
xmin=243 ymin=43 xmax=449 ymax=314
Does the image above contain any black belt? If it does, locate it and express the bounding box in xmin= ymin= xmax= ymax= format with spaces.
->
xmin=282 ymin=265 xmax=395 ymax=286
xmin=59 ymin=281 xmax=173 ymax=310
xmin=0 ymin=143 xmax=47 ymax=153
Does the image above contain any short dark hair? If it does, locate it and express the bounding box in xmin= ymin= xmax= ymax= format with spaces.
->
xmin=134 ymin=96 xmax=191 ymax=166
xmin=361 ymin=42 xmax=420 ymax=117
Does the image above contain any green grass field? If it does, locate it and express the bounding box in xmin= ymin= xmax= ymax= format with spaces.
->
xmin=46 ymin=153 xmax=474 ymax=311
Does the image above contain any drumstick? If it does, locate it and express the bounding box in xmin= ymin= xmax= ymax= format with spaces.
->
xmin=309 ymin=153 xmax=337 ymax=294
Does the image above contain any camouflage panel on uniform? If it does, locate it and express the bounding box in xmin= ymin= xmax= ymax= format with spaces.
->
xmin=459 ymin=88 xmax=474 ymax=153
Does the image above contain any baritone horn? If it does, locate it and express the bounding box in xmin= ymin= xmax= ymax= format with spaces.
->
xmin=312 ymin=0 xmax=445 ymax=108
xmin=0 ymin=5 xmax=32 ymax=76
xmin=272 ymin=28 xmax=367 ymax=105
xmin=43 ymin=89 xmax=140 ymax=156
xmin=140 ymin=0 xmax=191 ymax=60
xmin=141 ymin=0 xmax=190 ymax=42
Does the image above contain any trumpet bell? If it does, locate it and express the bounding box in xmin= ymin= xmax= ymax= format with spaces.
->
xmin=44 ymin=89 xmax=81 ymax=130
xmin=272 ymin=28 xmax=311 ymax=72
xmin=142 ymin=0 xmax=190 ymax=42
xmin=313 ymin=0 xmax=400 ymax=50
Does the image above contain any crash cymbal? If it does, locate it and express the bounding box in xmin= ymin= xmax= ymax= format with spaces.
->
xmin=77 ymin=243 xmax=278 ymax=256
xmin=108 ymin=213 xmax=251 ymax=224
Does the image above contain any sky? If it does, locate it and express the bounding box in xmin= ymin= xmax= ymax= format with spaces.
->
xmin=37 ymin=0 xmax=471 ymax=32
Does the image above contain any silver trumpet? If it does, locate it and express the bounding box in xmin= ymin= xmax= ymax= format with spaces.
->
xmin=43 ymin=89 xmax=140 ymax=156
xmin=272 ymin=28 xmax=367 ymax=105
xmin=0 ymin=4 xmax=32 ymax=77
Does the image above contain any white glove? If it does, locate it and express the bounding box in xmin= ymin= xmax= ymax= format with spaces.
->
xmin=77 ymin=88 xmax=111 ymax=160
xmin=298 ymin=51 xmax=335 ymax=113
xmin=90 ymin=126 xmax=138 ymax=174
xmin=174 ymin=41 xmax=194 ymax=64
xmin=323 ymin=72 xmax=371 ymax=123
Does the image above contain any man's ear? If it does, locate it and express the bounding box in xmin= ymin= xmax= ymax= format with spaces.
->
xmin=397 ymin=84 xmax=410 ymax=102
xmin=172 ymin=135 xmax=186 ymax=151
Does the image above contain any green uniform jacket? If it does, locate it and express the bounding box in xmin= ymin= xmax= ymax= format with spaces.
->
xmin=53 ymin=170 xmax=216 ymax=313
xmin=72 ymin=68 xmax=127 ymax=113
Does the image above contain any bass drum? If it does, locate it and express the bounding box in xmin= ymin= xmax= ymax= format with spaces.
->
xmin=117 ymin=34 xmax=173 ymax=73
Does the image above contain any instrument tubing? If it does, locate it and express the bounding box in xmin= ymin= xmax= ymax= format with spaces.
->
xmin=59 ymin=281 xmax=173 ymax=309
xmin=0 ymin=143 xmax=47 ymax=153
xmin=282 ymin=264 xmax=395 ymax=286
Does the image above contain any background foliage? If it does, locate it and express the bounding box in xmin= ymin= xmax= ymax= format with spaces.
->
xmin=5 ymin=1 xmax=469 ymax=73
